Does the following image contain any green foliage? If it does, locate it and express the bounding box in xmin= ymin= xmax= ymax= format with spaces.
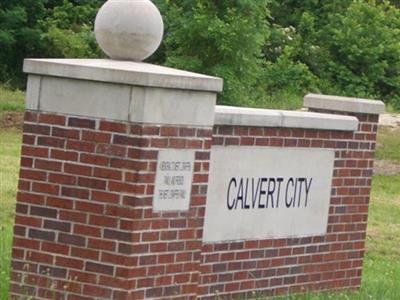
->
xmin=325 ymin=1 xmax=400 ymax=108
xmin=2 ymin=0 xmax=400 ymax=108
xmin=0 ymin=0 xmax=104 ymax=87
xmin=270 ymin=0 xmax=400 ymax=109
xmin=39 ymin=0 xmax=103 ymax=59
xmin=0 ymin=0 xmax=45 ymax=86
xmin=153 ymin=0 xmax=271 ymax=107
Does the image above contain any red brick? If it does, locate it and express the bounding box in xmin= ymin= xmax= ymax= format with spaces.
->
xmin=151 ymin=138 xmax=168 ymax=147
xmin=37 ymin=136 xmax=65 ymax=148
xmin=82 ymin=130 xmax=111 ymax=143
xmin=99 ymin=120 xmax=127 ymax=133
xmin=60 ymin=210 xmax=87 ymax=223
xmin=52 ymin=127 xmax=80 ymax=139
xmin=85 ymin=262 xmax=114 ymax=275
xmin=66 ymin=140 xmax=95 ymax=152
xmin=35 ymin=159 xmax=62 ymax=172
xmin=56 ymin=256 xmax=84 ymax=270
xmin=18 ymin=180 xmax=30 ymax=191
xmin=30 ymin=205 xmax=58 ymax=218
xmin=49 ymin=173 xmax=76 ymax=185
xmin=73 ymin=224 xmax=101 ymax=238
xmin=21 ymin=146 xmax=49 ymax=158
xmin=88 ymin=238 xmax=116 ymax=251
xmin=68 ymin=117 xmax=96 ymax=129
xmin=71 ymin=247 xmax=100 ymax=260
xmin=20 ymin=157 xmax=33 ymax=168
xmin=69 ymin=270 xmax=97 ymax=284
xmin=83 ymin=284 xmax=112 ymax=298
xmin=64 ymin=163 xmax=93 ymax=176
xmin=80 ymin=153 xmax=109 ymax=166
xmin=89 ymin=215 xmax=118 ymax=228
xmin=24 ymin=111 xmax=38 ymax=122
xmin=27 ymin=251 xmax=54 ymax=264
xmin=161 ymin=127 xmax=179 ymax=136
xmin=51 ymin=149 xmax=78 ymax=161
xmin=78 ymin=177 xmax=106 ymax=190
xmin=20 ymin=169 xmax=47 ymax=181
xmin=96 ymin=144 xmax=126 ymax=157
xmin=62 ymin=187 xmax=89 ymax=199
xmin=169 ymin=138 xmax=186 ymax=148
xmin=28 ymin=228 xmax=55 ymax=242
xmin=75 ymin=201 xmax=104 ymax=214
xmin=44 ymin=220 xmax=71 ymax=232
xmin=130 ymin=125 xmax=143 ymax=135
xmin=110 ymin=158 xmax=147 ymax=171
xmin=47 ymin=197 xmax=74 ymax=210
xmin=58 ymin=233 xmax=86 ymax=247
xmin=13 ymin=237 xmax=40 ymax=250
xmin=39 ymin=114 xmax=66 ymax=125
xmin=132 ymin=149 xmax=158 ymax=160
xmin=22 ymin=134 xmax=36 ymax=145
xmin=93 ymin=167 xmax=122 ymax=180
xmin=91 ymin=190 xmax=120 ymax=204
xmin=142 ymin=126 xmax=160 ymax=135
xmin=113 ymin=135 xmax=148 ymax=146
xmin=104 ymin=229 xmax=132 ymax=242
xmin=108 ymin=181 xmax=145 ymax=194
xmin=15 ymin=215 xmax=42 ymax=228
xmin=23 ymin=123 xmax=50 ymax=135
xmin=41 ymin=242 xmax=69 ymax=255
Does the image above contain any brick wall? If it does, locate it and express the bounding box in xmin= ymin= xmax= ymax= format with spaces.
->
xmin=10 ymin=111 xmax=212 ymax=300
xmin=10 ymin=109 xmax=379 ymax=299
xmin=198 ymin=112 xmax=378 ymax=299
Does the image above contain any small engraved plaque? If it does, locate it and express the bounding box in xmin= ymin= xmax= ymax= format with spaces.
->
xmin=153 ymin=149 xmax=195 ymax=211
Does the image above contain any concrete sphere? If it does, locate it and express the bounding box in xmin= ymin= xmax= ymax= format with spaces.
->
xmin=94 ymin=0 xmax=164 ymax=62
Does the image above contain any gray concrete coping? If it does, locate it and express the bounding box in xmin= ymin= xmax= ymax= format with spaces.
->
xmin=23 ymin=59 xmax=223 ymax=92
xmin=214 ymin=105 xmax=359 ymax=131
xmin=304 ymin=93 xmax=385 ymax=115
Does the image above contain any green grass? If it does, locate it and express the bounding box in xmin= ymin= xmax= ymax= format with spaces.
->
xmin=254 ymin=91 xmax=304 ymax=111
xmin=271 ymin=175 xmax=400 ymax=300
xmin=0 ymin=128 xmax=22 ymax=299
xmin=376 ymin=126 xmax=400 ymax=163
xmin=0 ymin=85 xmax=25 ymax=113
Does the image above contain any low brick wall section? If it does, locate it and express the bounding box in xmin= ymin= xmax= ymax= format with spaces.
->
xmin=198 ymin=112 xmax=378 ymax=299
xmin=10 ymin=108 xmax=380 ymax=299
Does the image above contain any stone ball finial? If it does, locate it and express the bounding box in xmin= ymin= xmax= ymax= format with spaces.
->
xmin=94 ymin=0 xmax=164 ymax=62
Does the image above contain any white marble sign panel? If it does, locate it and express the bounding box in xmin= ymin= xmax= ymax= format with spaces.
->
xmin=153 ymin=149 xmax=195 ymax=211
xmin=203 ymin=146 xmax=335 ymax=242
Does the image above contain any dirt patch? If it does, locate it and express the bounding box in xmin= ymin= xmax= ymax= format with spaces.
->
xmin=0 ymin=112 xmax=24 ymax=128
xmin=374 ymin=160 xmax=400 ymax=176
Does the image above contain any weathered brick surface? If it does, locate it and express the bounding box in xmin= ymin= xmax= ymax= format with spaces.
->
xmin=198 ymin=112 xmax=378 ymax=299
xmin=11 ymin=111 xmax=211 ymax=300
xmin=10 ymin=110 xmax=378 ymax=299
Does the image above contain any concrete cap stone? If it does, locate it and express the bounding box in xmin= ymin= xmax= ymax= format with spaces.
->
xmin=304 ymin=93 xmax=385 ymax=115
xmin=23 ymin=59 xmax=223 ymax=92
xmin=214 ymin=105 xmax=359 ymax=131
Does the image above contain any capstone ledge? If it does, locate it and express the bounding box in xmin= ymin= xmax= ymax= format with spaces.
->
xmin=214 ymin=105 xmax=359 ymax=131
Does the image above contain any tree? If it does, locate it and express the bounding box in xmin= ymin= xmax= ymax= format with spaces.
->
xmin=152 ymin=0 xmax=271 ymax=107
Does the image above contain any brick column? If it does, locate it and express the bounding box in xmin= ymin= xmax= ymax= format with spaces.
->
xmin=10 ymin=59 xmax=222 ymax=299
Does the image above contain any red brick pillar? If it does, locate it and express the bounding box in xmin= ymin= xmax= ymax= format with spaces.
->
xmin=303 ymin=94 xmax=384 ymax=288
xmin=10 ymin=59 xmax=222 ymax=299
